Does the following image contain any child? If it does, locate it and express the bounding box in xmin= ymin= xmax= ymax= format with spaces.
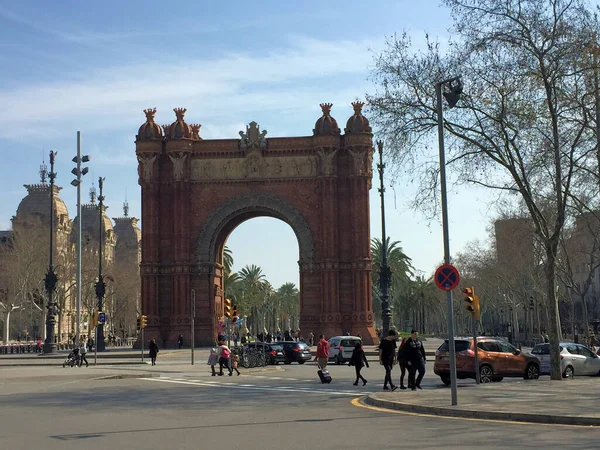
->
xmin=349 ymin=342 xmax=369 ymax=386
xmin=207 ymin=348 xmax=218 ymax=376
xmin=231 ymin=353 xmax=241 ymax=376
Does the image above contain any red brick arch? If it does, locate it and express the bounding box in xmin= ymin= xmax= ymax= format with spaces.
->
xmin=136 ymin=105 xmax=377 ymax=346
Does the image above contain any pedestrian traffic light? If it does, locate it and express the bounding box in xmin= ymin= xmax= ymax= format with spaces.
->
xmin=140 ymin=315 xmax=148 ymax=329
xmin=224 ymin=298 xmax=232 ymax=319
xmin=463 ymin=287 xmax=481 ymax=321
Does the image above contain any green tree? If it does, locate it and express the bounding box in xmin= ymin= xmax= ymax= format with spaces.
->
xmin=367 ymin=0 xmax=598 ymax=380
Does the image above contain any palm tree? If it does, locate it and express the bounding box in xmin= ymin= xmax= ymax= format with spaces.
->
xmin=371 ymin=237 xmax=415 ymax=330
xmin=274 ymin=282 xmax=300 ymax=331
xmin=238 ymin=264 xmax=267 ymax=335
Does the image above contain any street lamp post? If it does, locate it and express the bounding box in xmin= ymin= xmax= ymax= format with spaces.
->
xmin=436 ymin=75 xmax=463 ymax=406
xmin=43 ymin=151 xmax=58 ymax=354
xmin=95 ymin=177 xmax=107 ymax=351
xmin=71 ymin=132 xmax=90 ymax=346
xmin=376 ymin=140 xmax=392 ymax=337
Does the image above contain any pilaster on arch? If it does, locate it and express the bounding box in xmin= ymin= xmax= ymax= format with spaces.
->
xmin=195 ymin=192 xmax=316 ymax=266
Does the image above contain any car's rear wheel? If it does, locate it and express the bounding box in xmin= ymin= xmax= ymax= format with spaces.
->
xmin=480 ymin=365 xmax=494 ymax=383
xmin=524 ymin=363 xmax=540 ymax=380
xmin=563 ymin=365 xmax=574 ymax=379
xmin=298 ymin=360 xmax=305 ymax=365
xmin=284 ymin=361 xmax=292 ymax=365
xmin=440 ymin=375 xmax=451 ymax=386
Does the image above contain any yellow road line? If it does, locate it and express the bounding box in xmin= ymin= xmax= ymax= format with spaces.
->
xmin=350 ymin=397 xmax=600 ymax=429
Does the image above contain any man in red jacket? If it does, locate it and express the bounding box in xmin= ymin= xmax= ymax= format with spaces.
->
xmin=316 ymin=334 xmax=330 ymax=370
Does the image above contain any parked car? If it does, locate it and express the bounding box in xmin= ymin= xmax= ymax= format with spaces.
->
xmin=434 ymin=337 xmax=540 ymax=384
xmin=276 ymin=341 xmax=312 ymax=364
xmin=243 ymin=343 xmax=286 ymax=365
xmin=327 ymin=336 xmax=362 ymax=364
xmin=531 ymin=342 xmax=600 ymax=378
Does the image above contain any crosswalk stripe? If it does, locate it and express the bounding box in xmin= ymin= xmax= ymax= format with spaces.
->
xmin=141 ymin=377 xmax=369 ymax=396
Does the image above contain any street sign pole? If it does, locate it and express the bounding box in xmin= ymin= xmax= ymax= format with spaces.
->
xmin=437 ymin=79 xmax=458 ymax=406
xmin=191 ymin=289 xmax=195 ymax=366
xmin=141 ymin=328 xmax=144 ymax=363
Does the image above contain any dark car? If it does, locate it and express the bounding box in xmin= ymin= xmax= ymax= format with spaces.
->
xmin=276 ymin=341 xmax=312 ymax=364
xmin=243 ymin=343 xmax=286 ymax=365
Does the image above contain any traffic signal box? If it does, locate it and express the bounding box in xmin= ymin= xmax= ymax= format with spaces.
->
xmin=224 ymin=299 xmax=232 ymax=319
xmin=137 ymin=315 xmax=148 ymax=331
xmin=232 ymin=304 xmax=238 ymax=324
xmin=463 ymin=287 xmax=481 ymax=321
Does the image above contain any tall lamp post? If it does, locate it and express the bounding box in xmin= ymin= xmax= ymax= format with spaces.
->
xmin=70 ymin=131 xmax=90 ymax=346
xmin=95 ymin=177 xmax=107 ymax=351
xmin=376 ymin=140 xmax=392 ymax=337
xmin=436 ymin=75 xmax=463 ymax=406
xmin=44 ymin=151 xmax=59 ymax=354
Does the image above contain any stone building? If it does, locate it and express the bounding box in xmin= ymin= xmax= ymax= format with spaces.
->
xmin=0 ymin=167 xmax=140 ymax=344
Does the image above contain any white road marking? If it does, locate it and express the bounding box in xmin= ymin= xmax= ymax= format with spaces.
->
xmin=142 ymin=377 xmax=369 ymax=396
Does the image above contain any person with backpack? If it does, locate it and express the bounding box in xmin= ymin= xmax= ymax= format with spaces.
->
xmin=349 ymin=342 xmax=369 ymax=386
xmin=217 ymin=340 xmax=232 ymax=376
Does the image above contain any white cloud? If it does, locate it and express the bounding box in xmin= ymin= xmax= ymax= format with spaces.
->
xmin=0 ymin=36 xmax=380 ymax=140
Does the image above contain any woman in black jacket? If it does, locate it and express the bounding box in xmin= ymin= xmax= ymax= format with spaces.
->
xmin=149 ymin=339 xmax=159 ymax=366
xmin=349 ymin=343 xmax=369 ymax=386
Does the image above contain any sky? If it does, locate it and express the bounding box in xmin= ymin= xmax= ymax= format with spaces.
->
xmin=0 ymin=0 xmax=499 ymax=289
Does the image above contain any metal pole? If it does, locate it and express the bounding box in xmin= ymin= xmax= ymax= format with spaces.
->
xmin=473 ymin=315 xmax=480 ymax=384
xmin=95 ymin=177 xmax=106 ymax=351
xmin=377 ymin=141 xmax=392 ymax=336
xmin=437 ymin=80 xmax=458 ymax=405
xmin=75 ymin=132 xmax=82 ymax=347
xmin=191 ymin=289 xmax=195 ymax=365
xmin=141 ymin=328 xmax=145 ymax=363
xmin=44 ymin=151 xmax=58 ymax=354
xmin=94 ymin=330 xmax=98 ymax=365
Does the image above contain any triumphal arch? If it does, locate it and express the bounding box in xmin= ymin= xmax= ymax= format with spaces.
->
xmin=135 ymin=102 xmax=377 ymax=346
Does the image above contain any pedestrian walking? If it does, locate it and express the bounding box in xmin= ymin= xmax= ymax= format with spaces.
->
xmin=397 ymin=336 xmax=409 ymax=389
xmin=307 ymin=331 xmax=314 ymax=347
xmin=378 ymin=329 xmax=398 ymax=391
xmin=349 ymin=342 xmax=369 ymax=386
xmin=177 ymin=334 xmax=184 ymax=349
xmin=149 ymin=339 xmax=159 ymax=366
xmin=79 ymin=341 xmax=89 ymax=367
xmin=231 ymin=353 xmax=241 ymax=376
xmin=404 ymin=329 xmax=426 ymax=390
xmin=217 ymin=340 xmax=233 ymax=376
xmin=207 ymin=348 xmax=218 ymax=376
xmin=315 ymin=334 xmax=330 ymax=370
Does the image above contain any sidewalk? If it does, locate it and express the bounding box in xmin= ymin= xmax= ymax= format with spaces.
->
xmin=365 ymin=379 xmax=600 ymax=426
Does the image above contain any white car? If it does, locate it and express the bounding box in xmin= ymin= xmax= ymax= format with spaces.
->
xmin=327 ymin=336 xmax=362 ymax=364
xmin=531 ymin=342 xmax=600 ymax=378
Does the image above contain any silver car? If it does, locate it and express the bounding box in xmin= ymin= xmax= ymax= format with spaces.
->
xmin=531 ymin=342 xmax=600 ymax=378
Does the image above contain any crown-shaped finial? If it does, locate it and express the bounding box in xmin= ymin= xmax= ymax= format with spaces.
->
xmin=190 ymin=124 xmax=202 ymax=140
xmin=143 ymin=108 xmax=157 ymax=122
xmin=173 ymin=108 xmax=187 ymax=120
xmin=351 ymin=101 xmax=365 ymax=115
xmin=319 ymin=103 xmax=333 ymax=116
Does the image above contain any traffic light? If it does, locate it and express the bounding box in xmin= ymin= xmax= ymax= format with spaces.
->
xmin=463 ymin=287 xmax=481 ymax=321
xmin=224 ymin=298 xmax=232 ymax=319
xmin=140 ymin=315 xmax=148 ymax=329
xmin=232 ymin=304 xmax=238 ymax=323
xmin=136 ymin=318 xmax=141 ymax=331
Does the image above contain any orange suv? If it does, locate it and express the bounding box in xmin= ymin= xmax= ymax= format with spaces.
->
xmin=434 ymin=337 xmax=540 ymax=384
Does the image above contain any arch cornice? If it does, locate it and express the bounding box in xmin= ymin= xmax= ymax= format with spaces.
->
xmin=196 ymin=192 xmax=316 ymax=265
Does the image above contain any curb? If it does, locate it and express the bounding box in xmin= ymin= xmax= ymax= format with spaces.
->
xmin=91 ymin=373 xmax=158 ymax=380
xmin=0 ymin=361 xmax=147 ymax=367
xmin=364 ymin=396 xmax=600 ymax=427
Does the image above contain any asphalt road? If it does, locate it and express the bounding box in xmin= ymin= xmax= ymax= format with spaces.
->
xmin=1 ymin=362 xmax=599 ymax=449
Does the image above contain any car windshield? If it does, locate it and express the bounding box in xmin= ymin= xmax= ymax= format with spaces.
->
xmin=439 ymin=340 xmax=470 ymax=352
xmin=270 ymin=344 xmax=283 ymax=351
xmin=532 ymin=344 xmax=550 ymax=355
xmin=298 ymin=342 xmax=310 ymax=350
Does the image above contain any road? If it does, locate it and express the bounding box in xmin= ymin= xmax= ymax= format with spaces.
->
xmin=1 ymin=362 xmax=599 ymax=449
